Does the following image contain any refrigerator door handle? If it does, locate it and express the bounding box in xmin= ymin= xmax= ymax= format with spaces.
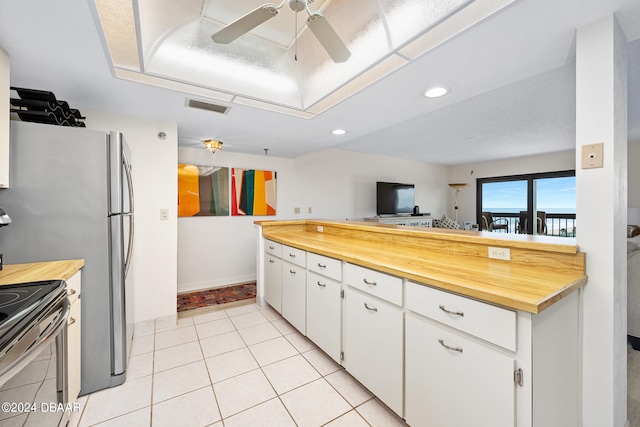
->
xmin=122 ymin=149 xmax=134 ymax=279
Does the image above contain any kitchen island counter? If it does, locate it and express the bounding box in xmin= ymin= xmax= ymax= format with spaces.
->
xmin=256 ymin=219 xmax=586 ymax=314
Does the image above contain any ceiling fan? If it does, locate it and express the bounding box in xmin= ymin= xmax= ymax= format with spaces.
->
xmin=211 ymin=0 xmax=351 ymax=63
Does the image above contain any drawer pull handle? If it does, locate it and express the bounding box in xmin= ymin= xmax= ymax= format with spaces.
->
xmin=269 ymin=259 xmax=275 ymax=264
xmin=317 ymin=263 xmax=327 ymax=268
xmin=438 ymin=339 xmax=463 ymax=353
xmin=269 ymin=246 xmax=275 ymax=250
xmin=68 ymin=289 xmax=77 ymax=296
xmin=439 ymin=305 xmax=464 ymax=317
xmin=68 ymin=317 xmax=76 ymax=326
xmin=290 ymin=269 xmax=297 ymax=274
xmin=363 ymin=278 xmax=377 ymax=286
xmin=364 ymin=303 xmax=378 ymax=312
xmin=317 ymin=281 xmax=326 ymax=287
xmin=289 ymin=253 xmax=296 ymax=258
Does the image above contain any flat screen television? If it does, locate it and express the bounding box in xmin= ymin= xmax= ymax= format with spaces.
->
xmin=376 ymin=182 xmax=415 ymax=215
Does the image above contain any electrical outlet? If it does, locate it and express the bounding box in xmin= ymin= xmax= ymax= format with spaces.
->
xmin=160 ymin=208 xmax=169 ymax=221
xmin=488 ymin=246 xmax=510 ymax=261
xmin=294 ymin=207 xmax=300 ymax=214
xmin=317 ymin=225 xmax=324 ymax=232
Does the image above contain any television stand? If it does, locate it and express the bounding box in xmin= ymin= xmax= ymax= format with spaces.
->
xmin=365 ymin=215 xmax=432 ymax=227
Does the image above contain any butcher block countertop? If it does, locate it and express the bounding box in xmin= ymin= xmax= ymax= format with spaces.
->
xmin=0 ymin=259 xmax=85 ymax=285
xmin=256 ymin=220 xmax=587 ymax=314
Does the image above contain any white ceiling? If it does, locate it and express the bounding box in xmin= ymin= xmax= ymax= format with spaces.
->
xmin=0 ymin=0 xmax=639 ymax=165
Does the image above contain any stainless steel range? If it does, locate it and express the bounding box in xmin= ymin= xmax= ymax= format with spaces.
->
xmin=0 ymin=280 xmax=70 ymax=426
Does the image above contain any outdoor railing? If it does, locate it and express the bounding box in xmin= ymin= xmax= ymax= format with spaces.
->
xmin=486 ymin=212 xmax=576 ymax=237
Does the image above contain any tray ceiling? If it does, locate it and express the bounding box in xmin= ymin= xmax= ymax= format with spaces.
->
xmin=92 ymin=0 xmax=515 ymax=118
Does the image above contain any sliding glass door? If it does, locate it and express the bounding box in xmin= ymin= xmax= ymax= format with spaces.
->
xmin=477 ymin=171 xmax=576 ymax=236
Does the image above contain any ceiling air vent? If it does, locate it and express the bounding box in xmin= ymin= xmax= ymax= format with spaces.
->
xmin=186 ymin=99 xmax=230 ymax=115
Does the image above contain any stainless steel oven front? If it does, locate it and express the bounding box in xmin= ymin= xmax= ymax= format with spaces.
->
xmin=0 ymin=281 xmax=71 ymax=427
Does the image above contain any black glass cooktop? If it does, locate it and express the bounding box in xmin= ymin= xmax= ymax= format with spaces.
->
xmin=0 ymin=280 xmax=66 ymax=348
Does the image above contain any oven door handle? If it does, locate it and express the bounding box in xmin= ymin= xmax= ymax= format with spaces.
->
xmin=0 ymin=297 xmax=70 ymax=388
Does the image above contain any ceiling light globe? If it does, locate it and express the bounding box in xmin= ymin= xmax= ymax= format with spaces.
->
xmin=332 ymin=129 xmax=347 ymax=135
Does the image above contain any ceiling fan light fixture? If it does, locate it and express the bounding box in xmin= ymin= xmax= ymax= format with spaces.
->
xmin=204 ymin=139 xmax=223 ymax=153
xmin=424 ymin=86 xmax=449 ymax=98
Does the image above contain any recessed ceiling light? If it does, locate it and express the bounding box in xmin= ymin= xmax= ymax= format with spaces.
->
xmin=332 ymin=129 xmax=347 ymax=135
xmin=424 ymin=86 xmax=449 ymax=98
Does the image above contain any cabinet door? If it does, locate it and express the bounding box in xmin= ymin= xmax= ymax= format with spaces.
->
xmin=67 ymin=300 xmax=82 ymax=404
xmin=405 ymin=313 xmax=516 ymax=427
xmin=264 ymin=254 xmax=282 ymax=313
xmin=306 ymin=272 xmax=342 ymax=363
xmin=282 ymin=261 xmax=306 ymax=334
xmin=344 ymin=287 xmax=403 ymax=416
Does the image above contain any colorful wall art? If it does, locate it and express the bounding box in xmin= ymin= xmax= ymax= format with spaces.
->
xmin=231 ymin=168 xmax=277 ymax=216
xmin=178 ymin=164 xmax=230 ymax=217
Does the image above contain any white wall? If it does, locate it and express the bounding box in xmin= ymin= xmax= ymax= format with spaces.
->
xmin=630 ymin=140 xmax=640 ymax=209
xmin=177 ymin=147 xmax=449 ymax=293
xmin=575 ymin=15 xmax=627 ymax=426
xmin=83 ymin=109 xmax=178 ymax=323
xmin=448 ymin=150 xmax=576 ymax=224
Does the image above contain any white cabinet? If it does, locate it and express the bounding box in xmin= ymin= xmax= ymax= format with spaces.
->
xmin=264 ymin=239 xmax=283 ymax=313
xmin=282 ymin=245 xmax=306 ymax=333
xmin=364 ymin=216 xmax=432 ymax=227
xmin=344 ymin=286 xmax=403 ymax=416
xmin=257 ymin=230 xmax=581 ymax=427
xmin=406 ymin=280 xmax=517 ymax=351
xmin=65 ymin=270 xmax=82 ymax=404
xmin=306 ymin=270 xmax=342 ymax=363
xmin=405 ymin=312 xmax=516 ymax=427
xmin=0 ymin=47 xmax=9 ymax=188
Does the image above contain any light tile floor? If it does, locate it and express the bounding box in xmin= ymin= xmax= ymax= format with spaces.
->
xmin=68 ymin=301 xmax=409 ymax=427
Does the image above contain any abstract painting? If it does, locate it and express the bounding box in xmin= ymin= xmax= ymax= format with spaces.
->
xmin=178 ymin=164 xmax=230 ymax=217
xmin=231 ymin=168 xmax=277 ymax=216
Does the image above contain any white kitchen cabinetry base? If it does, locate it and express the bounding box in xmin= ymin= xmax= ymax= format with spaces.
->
xmin=65 ymin=270 xmax=82 ymax=404
xmin=264 ymin=254 xmax=282 ymax=313
xmin=344 ymin=287 xmax=403 ymax=416
xmin=405 ymin=312 xmax=515 ymax=427
xmin=282 ymin=261 xmax=306 ymax=334
xmin=306 ymin=271 xmax=342 ymax=363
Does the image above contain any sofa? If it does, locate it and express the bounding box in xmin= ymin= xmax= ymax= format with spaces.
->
xmin=628 ymin=225 xmax=640 ymax=349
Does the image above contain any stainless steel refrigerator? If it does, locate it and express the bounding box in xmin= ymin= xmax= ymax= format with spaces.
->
xmin=0 ymin=120 xmax=134 ymax=395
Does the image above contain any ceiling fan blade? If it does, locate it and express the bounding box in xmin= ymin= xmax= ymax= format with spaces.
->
xmin=306 ymin=13 xmax=351 ymax=63
xmin=212 ymin=5 xmax=279 ymax=44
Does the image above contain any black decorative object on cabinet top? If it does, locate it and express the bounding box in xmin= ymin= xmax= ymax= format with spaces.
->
xmin=10 ymin=87 xmax=85 ymax=127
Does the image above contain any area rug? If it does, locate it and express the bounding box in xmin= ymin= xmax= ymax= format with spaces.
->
xmin=177 ymin=282 xmax=256 ymax=312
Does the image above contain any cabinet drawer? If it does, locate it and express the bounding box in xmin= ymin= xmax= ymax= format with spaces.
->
xmin=307 ymin=252 xmax=342 ymax=281
xmin=283 ymin=245 xmax=306 ymax=268
xmin=406 ymin=281 xmax=516 ymax=351
xmin=65 ymin=271 xmax=81 ymax=305
xmin=344 ymin=263 xmax=402 ymax=306
xmin=264 ymin=239 xmax=282 ymax=258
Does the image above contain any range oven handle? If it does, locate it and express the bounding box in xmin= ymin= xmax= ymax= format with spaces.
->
xmin=0 ymin=297 xmax=70 ymax=388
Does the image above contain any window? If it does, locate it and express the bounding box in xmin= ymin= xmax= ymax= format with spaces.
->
xmin=476 ymin=170 xmax=576 ymax=236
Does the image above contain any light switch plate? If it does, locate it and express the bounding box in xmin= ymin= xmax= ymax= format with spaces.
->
xmin=581 ymin=143 xmax=604 ymax=169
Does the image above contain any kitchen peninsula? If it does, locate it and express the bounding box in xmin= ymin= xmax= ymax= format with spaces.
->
xmin=255 ymin=219 xmax=587 ymax=427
